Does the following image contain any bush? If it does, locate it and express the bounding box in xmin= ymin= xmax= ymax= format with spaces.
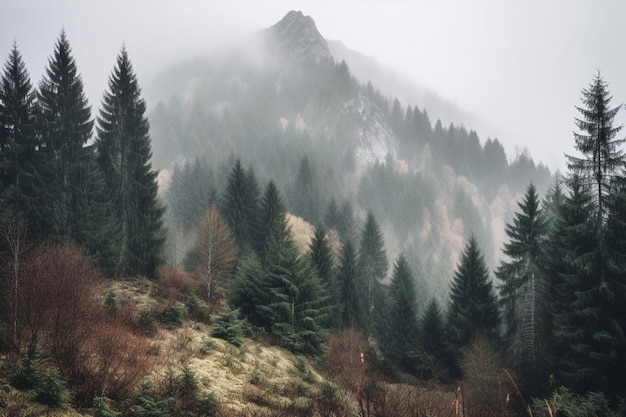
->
xmin=186 ymin=295 xmax=211 ymax=323
xmin=157 ymin=267 xmax=197 ymax=302
xmin=93 ymin=396 xmax=121 ymax=417
xmin=32 ymin=368 xmax=68 ymax=408
xmin=136 ymin=309 xmax=159 ymax=336
xmin=11 ymin=355 xmax=40 ymax=390
xmin=210 ymin=309 xmax=248 ymax=347
xmin=162 ymin=304 xmax=185 ymax=327
xmin=76 ymin=318 xmax=154 ymax=402
xmin=531 ymin=387 xmax=621 ymax=417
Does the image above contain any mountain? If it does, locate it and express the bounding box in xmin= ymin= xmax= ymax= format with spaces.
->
xmin=265 ymin=10 xmax=332 ymax=64
xmin=148 ymin=11 xmax=553 ymax=300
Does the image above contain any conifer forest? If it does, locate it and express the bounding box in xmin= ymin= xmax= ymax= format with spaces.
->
xmin=0 ymin=9 xmax=625 ymax=417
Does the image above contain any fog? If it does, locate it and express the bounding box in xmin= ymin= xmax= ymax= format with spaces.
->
xmin=2 ymin=0 xmax=626 ymax=172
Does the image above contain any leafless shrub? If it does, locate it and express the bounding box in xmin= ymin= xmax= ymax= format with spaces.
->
xmin=460 ymin=337 xmax=515 ymax=417
xmin=157 ymin=266 xmax=198 ymax=302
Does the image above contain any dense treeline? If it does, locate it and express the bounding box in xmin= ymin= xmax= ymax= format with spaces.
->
xmin=1 ymin=29 xmax=624 ymax=416
xmin=0 ymin=35 xmax=164 ymax=278
xmin=159 ymin=72 xmax=626 ymax=413
xmin=152 ymin=47 xmax=553 ymax=301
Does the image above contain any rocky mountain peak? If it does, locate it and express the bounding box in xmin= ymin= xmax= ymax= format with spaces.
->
xmin=265 ymin=10 xmax=332 ymax=64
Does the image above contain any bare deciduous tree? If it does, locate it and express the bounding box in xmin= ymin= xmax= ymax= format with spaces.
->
xmin=188 ymin=204 xmax=238 ymax=310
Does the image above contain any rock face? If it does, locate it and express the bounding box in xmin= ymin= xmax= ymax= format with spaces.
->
xmin=265 ymin=11 xmax=398 ymax=165
xmin=265 ymin=10 xmax=332 ymax=64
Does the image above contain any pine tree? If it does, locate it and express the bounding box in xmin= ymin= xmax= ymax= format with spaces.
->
xmin=309 ymin=224 xmax=338 ymax=328
xmin=258 ymin=201 xmax=329 ymax=354
xmin=495 ymin=183 xmax=550 ymax=386
xmin=420 ymin=298 xmax=449 ymax=377
xmin=0 ymin=43 xmax=42 ymax=231
xmin=566 ymin=72 xmax=624 ymax=237
xmin=37 ymin=32 xmax=116 ymax=264
xmin=551 ymin=177 xmax=600 ymax=392
xmin=358 ymin=211 xmax=388 ymax=316
xmin=221 ymin=159 xmax=259 ymax=250
xmin=256 ymin=180 xmax=285 ymax=256
xmin=384 ymin=254 xmax=422 ymax=373
xmin=309 ymin=224 xmax=334 ymax=287
xmin=37 ymin=31 xmax=94 ymax=240
xmin=448 ymin=235 xmax=499 ymax=354
xmin=337 ymin=240 xmax=365 ymax=332
xmin=290 ymin=155 xmax=321 ymax=224
xmin=96 ymin=47 xmax=164 ymax=277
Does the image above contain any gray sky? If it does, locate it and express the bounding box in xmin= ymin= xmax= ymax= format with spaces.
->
xmin=2 ymin=0 xmax=626 ymax=172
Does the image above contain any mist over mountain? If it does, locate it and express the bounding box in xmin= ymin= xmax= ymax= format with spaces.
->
xmin=149 ymin=11 xmax=552 ymax=301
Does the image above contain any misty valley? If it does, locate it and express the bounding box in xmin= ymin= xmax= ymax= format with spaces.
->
xmin=0 ymin=10 xmax=624 ymax=417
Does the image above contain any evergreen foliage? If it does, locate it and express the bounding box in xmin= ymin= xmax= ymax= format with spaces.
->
xmin=256 ymin=179 xmax=286 ymax=256
xmin=220 ymin=159 xmax=260 ymax=250
xmin=290 ymin=155 xmax=322 ymax=224
xmin=420 ymin=298 xmax=449 ymax=377
xmin=358 ymin=211 xmax=388 ymax=318
xmin=166 ymin=157 xmax=217 ymax=232
xmin=336 ymin=240 xmax=366 ymax=332
xmin=0 ymin=43 xmax=43 ymax=233
xmin=566 ymin=72 xmax=625 ymax=236
xmin=211 ymin=308 xmax=248 ymax=347
xmin=448 ymin=235 xmax=499 ymax=357
xmin=36 ymin=32 xmax=117 ymax=266
xmin=96 ymin=47 xmax=164 ymax=277
xmin=496 ymin=183 xmax=551 ymax=387
xmin=383 ymin=254 xmax=422 ymax=373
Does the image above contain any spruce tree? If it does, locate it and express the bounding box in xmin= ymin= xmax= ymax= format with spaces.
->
xmin=290 ymin=155 xmax=321 ymax=224
xmin=358 ymin=211 xmax=388 ymax=316
xmin=309 ymin=224 xmax=338 ymax=328
xmin=258 ymin=199 xmax=329 ymax=354
xmin=566 ymin=72 xmax=624 ymax=237
xmin=96 ymin=47 xmax=164 ymax=277
xmin=256 ymin=180 xmax=285 ymax=256
xmin=420 ymin=298 xmax=449 ymax=377
xmin=0 ymin=43 xmax=42 ymax=231
xmin=221 ymin=159 xmax=259 ymax=250
xmin=495 ymin=183 xmax=550 ymax=386
xmin=384 ymin=254 xmax=422 ymax=373
xmin=551 ymin=177 xmax=599 ymax=392
xmin=337 ymin=240 xmax=365 ymax=332
xmin=448 ymin=235 xmax=499 ymax=354
xmin=37 ymin=31 xmax=94 ymax=240
xmin=37 ymin=32 xmax=116 ymax=263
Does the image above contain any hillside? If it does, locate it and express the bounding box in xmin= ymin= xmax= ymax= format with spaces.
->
xmin=150 ymin=10 xmax=553 ymax=301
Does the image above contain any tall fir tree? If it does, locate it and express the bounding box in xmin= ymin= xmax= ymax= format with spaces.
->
xmin=96 ymin=47 xmax=164 ymax=277
xmin=37 ymin=32 xmax=116 ymax=264
xmin=221 ymin=159 xmax=259 ymax=250
xmin=566 ymin=72 xmax=624 ymax=238
xmin=337 ymin=240 xmax=365 ymax=332
xmin=383 ymin=254 xmax=422 ymax=373
xmin=551 ymin=177 xmax=601 ymax=393
xmin=358 ymin=211 xmax=388 ymax=316
xmin=290 ymin=155 xmax=322 ymax=224
xmin=448 ymin=235 xmax=499 ymax=356
xmin=309 ymin=224 xmax=338 ymax=328
xmin=420 ymin=298 xmax=450 ymax=378
xmin=0 ymin=43 xmax=43 ymax=232
xmin=256 ymin=179 xmax=285 ymax=256
xmin=495 ymin=183 xmax=550 ymax=388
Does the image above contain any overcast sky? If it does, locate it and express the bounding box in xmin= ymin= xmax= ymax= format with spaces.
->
xmin=2 ymin=0 xmax=625 ymax=172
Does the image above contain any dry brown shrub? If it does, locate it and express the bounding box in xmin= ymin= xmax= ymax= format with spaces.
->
xmin=77 ymin=317 xmax=154 ymax=402
xmin=16 ymin=243 xmax=104 ymax=368
xmin=157 ymin=266 xmax=197 ymax=301
xmin=327 ymin=329 xmax=371 ymax=392
xmin=460 ymin=337 xmax=515 ymax=417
